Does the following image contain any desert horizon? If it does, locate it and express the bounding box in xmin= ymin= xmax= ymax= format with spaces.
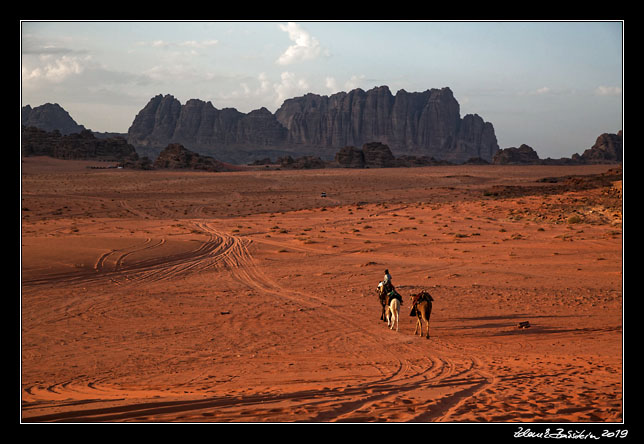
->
xmin=20 ymin=156 xmax=623 ymax=424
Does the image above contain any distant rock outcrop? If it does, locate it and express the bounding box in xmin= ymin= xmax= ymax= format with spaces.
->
xmin=21 ymin=126 xmax=138 ymax=161
xmin=278 ymin=155 xmax=326 ymax=169
xmin=334 ymin=146 xmax=366 ymax=168
xmin=493 ymin=144 xmax=540 ymax=165
xmin=494 ymin=131 xmax=623 ymax=165
xmin=575 ymin=131 xmax=623 ymax=164
xmin=334 ymin=142 xmax=397 ymax=168
xmin=153 ymin=143 xmax=235 ymax=172
xmin=127 ymin=86 xmax=499 ymax=164
xmin=22 ymin=103 xmax=86 ymax=135
xmin=362 ymin=142 xmax=397 ymax=168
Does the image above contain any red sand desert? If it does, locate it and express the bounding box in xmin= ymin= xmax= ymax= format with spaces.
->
xmin=21 ymin=157 xmax=623 ymax=423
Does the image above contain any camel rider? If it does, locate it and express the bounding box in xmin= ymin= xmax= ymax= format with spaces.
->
xmin=383 ymin=269 xmax=393 ymax=293
xmin=383 ymin=270 xmax=402 ymax=306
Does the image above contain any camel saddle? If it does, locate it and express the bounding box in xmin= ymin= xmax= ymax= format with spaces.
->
xmin=387 ymin=290 xmax=402 ymax=304
xmin=410 ymin=292 xmax=433 ymax=316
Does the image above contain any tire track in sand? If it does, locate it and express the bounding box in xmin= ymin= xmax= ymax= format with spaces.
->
xmin=185 ymin=222 xmax=490 ymax=422
xmin=23 ymin=221 xmax=491 ymax=422
xmin=23 ymin=223 xmax=227 ymax=288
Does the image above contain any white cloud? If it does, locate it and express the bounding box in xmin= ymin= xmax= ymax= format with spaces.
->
xmin=325 ymin=76 xmax=338 ymax=92
xmin=516 ymin=86 xmax=555 ymax=96
xmin=143 ymin=64 xmax=199 ymax=82
xmin=257 ymin=72 xmax=271 ymax=94
xmin=179 ymin=40 xmax=219 ymax=49
xmin=276 ymin=22 xmax=326 ymax=65
xmin=22 ymin=54 xmax=89 ymax=86
xmin=216 ymin=71 xmax=311 ymax=111
xmin=595 ymin=85 xmax=622 ymax=96
xmin=137 ymin=39 xmax=218 ymax=54
xmin=273 ymin=71 xmax=310 ymax=105
xmin=344 ymin=74 xmax=366 ymax=90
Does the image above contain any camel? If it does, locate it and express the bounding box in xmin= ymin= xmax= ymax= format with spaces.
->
xmin=410 ymin=290 xmax=433 ymax=339
xmin=386 ymin=297 xmax=400 ymax=331
xmin=377 ymin=282 xmax=401 ymax=331
xmin=376 ymin=282 xmax=388 ymax=321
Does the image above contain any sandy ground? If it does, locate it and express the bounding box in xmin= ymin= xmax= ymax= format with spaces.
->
xmin=20 ymin=157 xmax=623 ymax=424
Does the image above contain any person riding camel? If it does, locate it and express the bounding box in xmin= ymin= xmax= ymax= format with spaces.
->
xmin=383 ymin=269 xmax=393 ymax=294
xmin=382 ymin=269 xmax=402 ymax=305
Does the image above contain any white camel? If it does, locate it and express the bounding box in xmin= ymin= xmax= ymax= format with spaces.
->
xmin=386 ymin=297 xmax=400 ymax=331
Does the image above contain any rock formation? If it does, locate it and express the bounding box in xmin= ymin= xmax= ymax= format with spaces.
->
xmin=494 ymin=131 xmax=623 ymax=165
xmin=128 ymin=95 xmax=290 ymax=164
xmin=362 ymin=142 xmax=397 ymax=168
xmin=275 ymin=86 xmax=498 ymax=162
xmin=22 ymin=103 xmax=86 ymax=135
xmin=127 ymin=86 xmax=499 ymax=164
xmin=278 ymin=155 xmax=326 ymax=169
xmin=153 ymin=143 xmax=235 ymax=172
xmin=334 ymin=142 xmax=397 ymax=168
xmin=493 ymin=144 xmax=540 ymax=165
xmin=21 ymin=126 xmax=138 ymax=161
xmin=334 ymin=146 xmax=367 ymax=168
xmin=574 ymin=131 xmax=623 ymax=164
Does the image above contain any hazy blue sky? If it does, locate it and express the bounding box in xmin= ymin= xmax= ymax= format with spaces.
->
xmin=21 ymin=21 xmax=623 ymax=158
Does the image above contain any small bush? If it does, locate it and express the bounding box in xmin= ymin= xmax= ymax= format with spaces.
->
xmin=567 ymin=215 xmax=582 ymax=224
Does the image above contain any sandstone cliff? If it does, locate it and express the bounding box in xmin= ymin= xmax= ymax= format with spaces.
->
xmin=127 ymin=86 xmax=499 ymax=164
xmin=128 ymin=95 xmax=290 ymax=164
xmin=275 ymin=86 xmax=498 ymax=162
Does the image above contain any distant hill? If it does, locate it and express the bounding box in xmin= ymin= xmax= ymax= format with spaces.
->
xmin=21 ymin=103 xmax=86 ymax=135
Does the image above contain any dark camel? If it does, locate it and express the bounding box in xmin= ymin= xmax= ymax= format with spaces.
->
xmin=377 ymin=285 xmax=388 ymax=321
xmin=410 ymin=290 xmax=433 ymax=339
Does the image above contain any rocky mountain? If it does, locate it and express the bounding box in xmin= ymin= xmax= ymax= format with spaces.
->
xmin=275 ymin=86 xmax=498 ymax=163
xmin=127 ymin=86 xmax=499 ymax=164
xmin=21 ymin=126 xmax=139 ymax=162
xmin=22 ymin=103 xmax=86 ymax=135
xmin=127 ymin=95 xmax=291 ymax=164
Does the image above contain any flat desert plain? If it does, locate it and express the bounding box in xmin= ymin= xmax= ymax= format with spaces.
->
xmin=20 ymin=157 xmax=623 ymax=423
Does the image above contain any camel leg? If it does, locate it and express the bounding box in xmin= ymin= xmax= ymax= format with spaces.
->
xmin=414 ymin=318 xmax=420 ymax=336
xmin=394 ymin=310 xmax=399 ymax=331
xmin=425 ymin=318 xmax=430 ymax=339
